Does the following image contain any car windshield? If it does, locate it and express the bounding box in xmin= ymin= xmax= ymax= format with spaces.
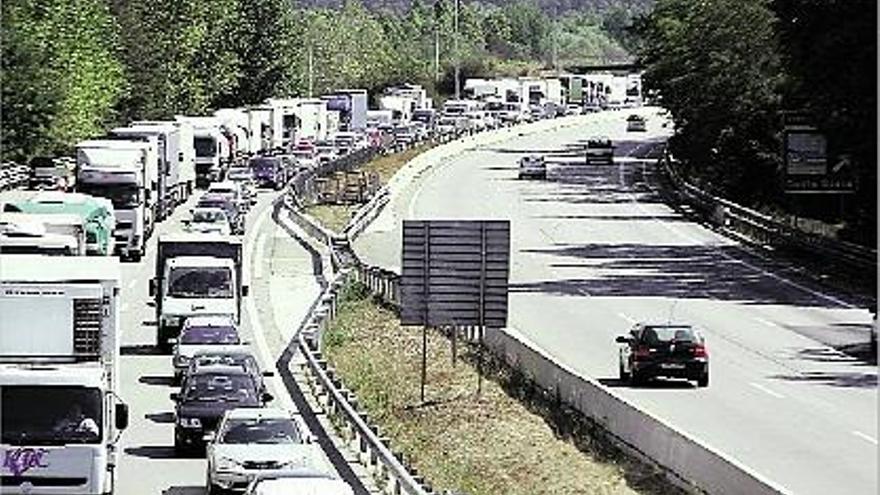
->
xmin=643 ymin=326 xmax=698 ymax=344
xmin=192 ymin=210 xmax=226 ymax=223
xmin=1 ymin=386 xmax=102 ymax=445
xmin=194 ymin=137 xmax=217 ymax=158
xmin=168 ymin=267 xmax=233 ymax=298
xmin=184 ymin=373 xmax=258 ymax=403
xmin=181 ymin=325 xmax=239 ymax=345
xmin=220 ymin=418 xmax=302 ymax=444
xmin=193 ymin=353 xmax=255 ymax=371
xmin=77 ymin=183 xmax=139 ymax=209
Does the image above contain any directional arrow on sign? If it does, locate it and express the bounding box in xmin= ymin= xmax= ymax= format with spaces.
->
xmin=832 ymin=155 xmax=851 ymax=173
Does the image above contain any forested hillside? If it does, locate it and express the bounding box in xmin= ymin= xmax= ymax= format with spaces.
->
xmin=1 ymin=0 xmax=642 ymax=161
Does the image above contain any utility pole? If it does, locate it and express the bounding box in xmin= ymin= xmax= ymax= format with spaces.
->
xmin=454 ymin=0 xmax=460 ymax=99
xmin=308 ymin=45 xmax=314 ymax=98
xmin=434 ymin=26 xmax=440 ymax=83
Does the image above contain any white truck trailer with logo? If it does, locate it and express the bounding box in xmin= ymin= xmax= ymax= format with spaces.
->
xmin=76 ymin=139 xmax=159 ymax=261
xmin=0 ymin=255 xmax=129 ymax=494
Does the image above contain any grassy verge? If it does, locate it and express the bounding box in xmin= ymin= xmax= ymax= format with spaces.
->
xmin=303 ymin=203 xmax=356 ymax=234
xmin=323 ymin=281 xmax=678 ymax=495
xmin=303 ymin=142 xmax=435 ymax=231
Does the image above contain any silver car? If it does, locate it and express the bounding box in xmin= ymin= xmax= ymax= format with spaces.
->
xmin=206 ymin=407 xmax=332 ymax=494
xmin=173 ymin=315 xmax=242 ymax=383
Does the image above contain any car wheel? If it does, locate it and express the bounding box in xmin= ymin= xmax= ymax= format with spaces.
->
xmin=208 ymin=484 xmax=225 ymax=495
xmin=630 ymin=370 xmax=644 ymax=387
xmin=697 ymin=372 xmax=709 ymax=388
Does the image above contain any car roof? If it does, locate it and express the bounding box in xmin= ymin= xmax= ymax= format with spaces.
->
xmin=188 ymin=366 xmax=252 ymax=378
xmin=251 ymin=475 xmax=353 ymax=495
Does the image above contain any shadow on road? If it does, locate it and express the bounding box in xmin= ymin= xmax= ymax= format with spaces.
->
xmin=124 ymin=445 xmax=177 ymax=459
xmin=162 ymin=487 xmax=205 ymax=495
xmin=139 ymin=375 xmax=175 ymax=386
xmin=145 ymin=412 xmax=175 ymax=424
xmin=598 ymin=377 xmax=696 ymax=390
xmin=769 ymin=371 xmax=877 ymax=388
xmin=122 ymin=344 xmax=164 ymax=356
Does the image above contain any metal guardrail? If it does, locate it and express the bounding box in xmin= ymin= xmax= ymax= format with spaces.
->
xmin=658 ymin=155 xmax=877 ymax=280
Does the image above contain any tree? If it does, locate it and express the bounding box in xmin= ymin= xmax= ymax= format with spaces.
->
xmin=637 ymin=0 xmax=783 ymax=202
xmin=2 ymin=0 xmax=126 ymax=158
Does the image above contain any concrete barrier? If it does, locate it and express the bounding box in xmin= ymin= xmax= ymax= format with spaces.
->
xmin=485 ymin=327 xmax=791 ymax=495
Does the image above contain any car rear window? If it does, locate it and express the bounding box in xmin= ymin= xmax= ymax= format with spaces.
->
xmin=181 ymin=325 xmax=240 ymax=345
xmin=642 ymin=326 xmax=698 ymax=344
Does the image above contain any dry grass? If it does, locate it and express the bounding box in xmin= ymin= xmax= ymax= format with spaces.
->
xmin=303 ymin=203 xmax=356 ymax=234
xmin=362 ymin=142 xmax=435 ymax=184
xmin=304 ymin=143 xmax=435 ymax=233
xmin=322 ymin=282 xmax=678 ymax=495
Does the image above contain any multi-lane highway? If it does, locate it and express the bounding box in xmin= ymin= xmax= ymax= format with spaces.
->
xmin=111 ymin=191 xmax=364 ymax=494
xmin=354 ymin=108 xmax=878 ymax=495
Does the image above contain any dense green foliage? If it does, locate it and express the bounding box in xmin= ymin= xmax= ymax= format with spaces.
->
xmin=2 ymin=0 xmax=636 ymax=161
xmin=636 ymin=0 xmax=876 ymax=244
xmin=2 ymin=0 xmax=126 ymax=160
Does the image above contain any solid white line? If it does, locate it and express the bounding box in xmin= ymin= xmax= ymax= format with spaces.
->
xmin=749 ymin=382 xmax=785 ymax=399
xmin=245 ymin=201 xmax=296 ymax=413
xmin=754 ymin=317 xmax=777 ymax=328
xmin=254 ymin=234 xmax=267 ymax=280
xmin=853 ymin=431 xmax=878 ymax=445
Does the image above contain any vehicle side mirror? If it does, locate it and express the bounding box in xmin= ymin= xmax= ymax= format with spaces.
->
xmin=262 ymin=392 xmax=274 ymax=403
xmin=148 ymin=279 xmax=156 ymax=297
xmin=615 ymin=336 xmax=630 ymax=344
xmin=241 ymin=285 xmax=249 ymax=297
xmin=115 ymin=403 xmax=130 ymax=430
xmin=169 ymin=392 xmax=180 ymax=402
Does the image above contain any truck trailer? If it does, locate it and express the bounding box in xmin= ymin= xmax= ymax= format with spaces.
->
xmin=0 ymin=255 xmax=130 ymax=494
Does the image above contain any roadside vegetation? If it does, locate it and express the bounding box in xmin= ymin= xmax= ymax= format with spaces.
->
xmin=303 ymin=142 xmax=435 ymax=233
xmin=321 ymin=281 xmax=678 ymax=495
xmin=2 ymin=0 xmax=642 ymax=162
xmin=636 ymin=0 xmax=876 ymax=246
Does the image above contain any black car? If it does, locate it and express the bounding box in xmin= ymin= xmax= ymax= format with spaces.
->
xmin=616 ymin=324 xmax=709 ymax=387
xmin=171 ymin=368 xmax=273 ymax=454
xmin=249 ymin=156 xmax=288 ymax=190
xmin=183 ymin=349 xmax=273 ymax=396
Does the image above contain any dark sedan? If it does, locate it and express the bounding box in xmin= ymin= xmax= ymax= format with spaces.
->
xmin=616 ymin=323 xmax=709 ymax=387
xmin=172 ymin=369 xmax=273 ymax=454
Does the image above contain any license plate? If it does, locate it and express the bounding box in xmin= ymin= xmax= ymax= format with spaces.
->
xmin=661 ymin=363 xmax=685 ymax=369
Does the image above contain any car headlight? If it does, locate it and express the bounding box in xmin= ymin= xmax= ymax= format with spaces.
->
xmin=215 ymin=456 xmax=243 ymax=472
xmin=177 ymin=417 xmax=201 ymax=428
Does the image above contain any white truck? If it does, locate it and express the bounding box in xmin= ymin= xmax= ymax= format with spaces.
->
xmin=177 ymin=117 xmax=231 ymax=189
xmin=0 ymin=212 xmax=87 ymax=255
xmin=0 ymin=255 xmax=129 ymax=494
xmin=112 ymin=124 xmax=188 ymax=214
xmin=76 ymin=139 xmax=160 ymax=261
xmin=134 ymin=119 xmax=197 ymax=202
xmin=149 ymin=234 xmax=247 ymax=350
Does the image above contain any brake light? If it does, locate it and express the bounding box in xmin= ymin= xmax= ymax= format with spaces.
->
xmin=693 ymin=345 xmax=707 ymax=358
xmin=634 ymin=346 xmax=651 ymax=359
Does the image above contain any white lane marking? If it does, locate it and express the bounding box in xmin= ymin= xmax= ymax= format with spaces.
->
xmin=245 ymin=201 xmax=296 ymax=413
xmin=253 ymin=234 xmax=267 ymax=280
xmin=853 ymin=431 xmax=878 ymax=445
xmin=749 ymin=382 xmax=785 ymax=399
xmin=755 ymin=317 xmax=777 ymax=328
xmin=617 ymin=312 xmax=637 ymax=324
xmin=127 ymin=279 xmax=138 ymax=290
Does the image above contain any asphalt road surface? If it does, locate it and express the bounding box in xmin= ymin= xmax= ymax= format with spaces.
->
xmin=354 ymin=108 xmax=878 ymax=495
xmin=113 ymin=190 xmax=364 ymax=494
